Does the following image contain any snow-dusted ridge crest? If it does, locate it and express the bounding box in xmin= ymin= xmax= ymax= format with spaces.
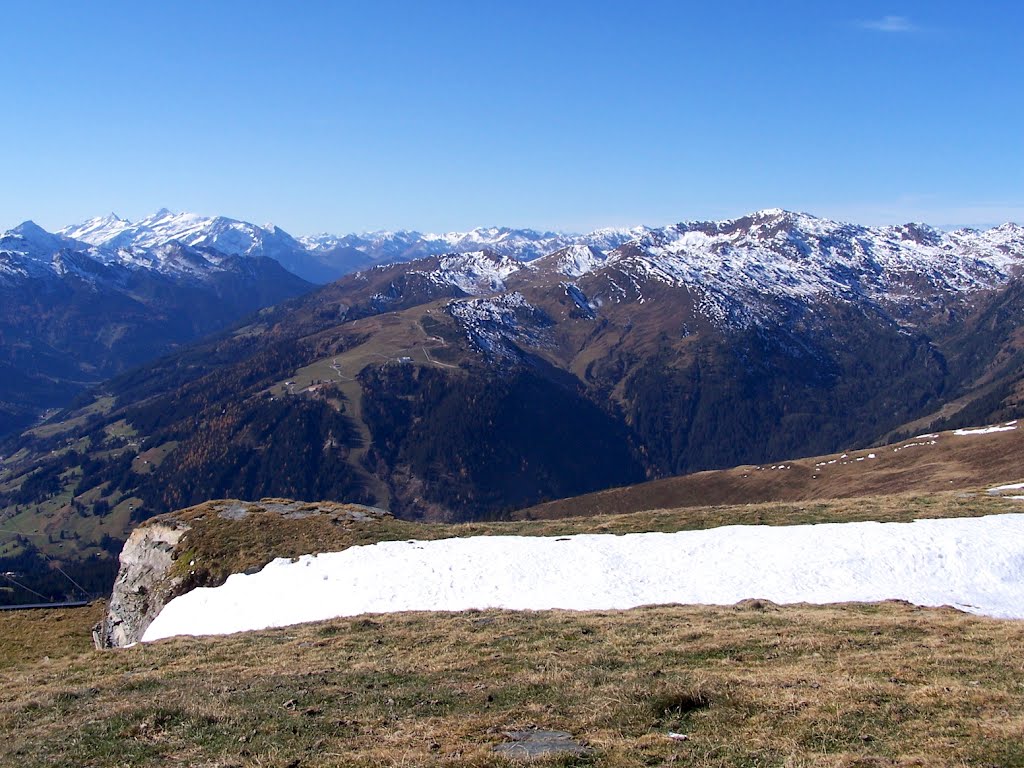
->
xmin=599 ymin=208 xmax=1024 ymax=326
xmin=142 ymin=513 xmax=1024 ymax=641
xmin=7 ymin=209 xmax=1023 ymax=308
xmin=402 ymin=208 xmax=1024 ymax=328
xmin=0 ymin=218 xmax=251 ymax=283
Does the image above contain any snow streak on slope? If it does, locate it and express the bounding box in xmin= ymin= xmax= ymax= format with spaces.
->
xmin=142 ymin=514 xmax=1024 ymax=641
xmin=954 ymin=424 xmax=1018 ymax=436
xmin=447 ymin=292 xmax=552 ymax=357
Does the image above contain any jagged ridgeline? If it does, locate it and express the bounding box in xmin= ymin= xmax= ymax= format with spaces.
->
xmin=2 ymin=209 xmax=1023 ymax=603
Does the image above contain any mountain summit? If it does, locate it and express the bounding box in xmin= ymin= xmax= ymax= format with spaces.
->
xmin=59 ymin=210 xmax=333 ymax=283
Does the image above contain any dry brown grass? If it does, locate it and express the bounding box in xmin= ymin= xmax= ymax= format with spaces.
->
xmin=1 ymin=601 xmax=1023 ymax=766
xmin=0 ymin=601 xmax=105 ymax=669
xmin=517 ymin=426 xmax=1024 ymax=521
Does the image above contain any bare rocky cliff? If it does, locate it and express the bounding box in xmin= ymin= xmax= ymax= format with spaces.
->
xmin=93 ymin=519 xmax=190 ymax=648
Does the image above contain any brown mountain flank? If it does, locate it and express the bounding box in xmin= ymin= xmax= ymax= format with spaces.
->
xmin=516 ymin=422 xmax=1024 ymax=520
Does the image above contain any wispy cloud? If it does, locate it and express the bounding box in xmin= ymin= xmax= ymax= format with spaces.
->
xmin=859 ymin=15 xmax=917 ymax=33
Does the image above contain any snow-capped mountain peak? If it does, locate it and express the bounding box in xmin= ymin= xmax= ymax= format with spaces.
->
xmin=412 ymin=250 xmax=523 ymax=294
xmin=57 ymin=213 xmax=132 ymax=247
xmin=532 ymin=243 xmax=609 ymax=277
xmin=64 ymin=209 xmax=271 ymax=254
xmin=58 ymin=209 xmax=333 ymax=281
xmin=2 ymin=220 xmax=85 ymax=260
xmin=4 ymin=216 xmax=268 ymax=284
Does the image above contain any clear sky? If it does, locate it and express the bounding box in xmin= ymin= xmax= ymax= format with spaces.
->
xmin=2 ymin=1 xmax=1021 ymax=235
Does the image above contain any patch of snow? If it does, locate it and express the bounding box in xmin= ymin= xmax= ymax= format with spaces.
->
xmin=563 ymin=283 xmax=596 ymax=317
xmin=893 ymin=439 xmax=938 ymax=453
xmin=538 ymin=244 xmax=609 ymax=277
xmin=954 ymin=425 xmax=1018 ymax=436
xmin=143 ymin=513 xmax=1024 ymax=641
xmin=447 ymin=292 xmax=551 ymax=358
xmin=989 ymin=482 xmax=1024 ymax=493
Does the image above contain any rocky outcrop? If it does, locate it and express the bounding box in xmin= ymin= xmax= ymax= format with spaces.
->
xmin=94 ymin=498 xmax=393 ymax=648
xmin=93 ymin=519 xmax=190 ymax=648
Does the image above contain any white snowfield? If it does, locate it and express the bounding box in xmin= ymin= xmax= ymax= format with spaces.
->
xmin=954 ymin=424 xmax=1018 ymax=436
xmin=143 ymin=514 xmax=1024 ymax=642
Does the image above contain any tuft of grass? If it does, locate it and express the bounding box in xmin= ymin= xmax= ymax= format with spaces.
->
xmin=648 ymin=688 xmax=711 ymax=723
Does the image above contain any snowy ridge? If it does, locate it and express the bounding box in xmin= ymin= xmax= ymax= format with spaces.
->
xmin=300 ymin=230 xmax=426 ymax=260
xmin=0 ymin=221 xmax=117 ymax=283
xmin=342 ymin=210 xmax=1024 ymax=330
xmin=422 ymin=226 xmax=576 ymax=261
xmin=66 ymin=212 xmax=639 ymax=265
xmin=597 ymin=210 xmax=1024 ymax=326
xmin=142 ymin=513 xmax=1024 ymax=641
xmin=58 ymin=211 xmax=642 ymax=281
xmin=534 ymin=243 xmax=609 ymax=277
xmin=0 ymin=218 xmax=247 ymax=285
xmin=412 ymin=251 xmax=523 ymax=294
xmin=302 ymin=225 xmax=645 ymax=265
xmin=60 ymin=209 xmax=307 ymax=264
xmin=58 ymin=213 xmax=132 ymax=245
xmin=418 ymin=224 xmax=646 ymax=262
xmin=2 ymin=209 xmax=329 ymax=286
xmin=16 ymin=208 xmax=1024 ymax=313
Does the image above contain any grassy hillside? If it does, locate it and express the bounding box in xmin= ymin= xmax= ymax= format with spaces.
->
xmin=2 ymin=601 xmax=1023 ymax=766
xmin=517 ymin=423 xmax=1024 ymax=520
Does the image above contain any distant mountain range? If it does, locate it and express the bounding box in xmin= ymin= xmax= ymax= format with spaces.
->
xmin=0 ymin=210 xmax=653 ymax=435
xmin=2 ymin=206 xmax=1024 ymax=605
xmin=0 ymin=218 xmax=317 ymax=436
xmin=3 ymin=206 xmax=1022 ymax=587
xmin=56 ymin=208 xmax=649 ymax=284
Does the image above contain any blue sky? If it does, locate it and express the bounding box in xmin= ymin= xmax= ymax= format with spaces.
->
xmin=2 ymin=1 xmax=1021 ymax=234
